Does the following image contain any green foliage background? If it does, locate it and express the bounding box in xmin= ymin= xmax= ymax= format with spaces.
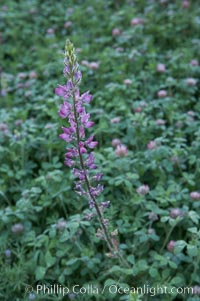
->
xmin=0 ymin=0 xmax=200 ymax=300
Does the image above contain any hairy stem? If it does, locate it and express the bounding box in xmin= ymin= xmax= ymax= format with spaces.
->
xmin=72 ymin=91 xmax=114 ymax=251
xmin=72 ymin=90 xmax=130 ymax=268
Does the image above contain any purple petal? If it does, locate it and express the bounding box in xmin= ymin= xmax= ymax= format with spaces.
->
xmin=55 ymin=85 xmax=67 ymax=96
xmin=58 ymin=101 xmax=71 ymax=118
xmin=79 ymin=126 xmax=85 ymax=138
xmin=76 ymin=102 xmax=84 ymax=113
xmin=75 ymin=89 xmax=80 ymax=99
xmin=59 ymin=133 xmax=72 ymax=142
xmin=81 ymin=113 xmax=90 ymax=124
xmin=62 ymin=126 xmax=74 ymax=134
xmin=75 ymin=71 xmax=82 ymax=82
xmin=65 ymin=148 xmax=78 ymax=157
xmin=66 ymin=80 xmax=74 ymax=90
xmin=63 ymin=64 xmax=70 ymax=75
xmin=80 ymin=147 xmax=87 ymax=154
xmin=81 ymin=91 xmax=93 ymax=103
xmin=85 ymin=121 xmax=94 ymax=128
xmin=88 ymin=141 xmax=98 ymax=148
xmin=86 ymin=136 xmax=94 ymax=144
xmin=93 ymin=173 xmax=103 ymax=181
xmin=64 ymin=158 xmax=74 ymax=167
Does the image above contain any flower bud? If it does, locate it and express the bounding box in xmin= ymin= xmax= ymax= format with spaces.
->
xmin=192 ymin=286 xmax=200 ymax=295
xmin=64 ymin=21 xmax=72 ymax=28
xmin=29 ymin=293 xmax=36 ymax=300
xmin=56 ymin=220 xmax=67 ymax=230
xmin=89 ymin=62 xmax=99 ymax=69
xmin=170 ymin=208 xmax=183 ymax=219
xmin=167 ymin=240 xmax=176 ymax=252
xmin=136 ymin=185 xmax=150 ymax=195
xmin=123 ymin=79 xmax=132 ymax=85
xmin=157 ymin=90 xmax=167 ymax=98
xmin=110 ymin=117 xmax=121 ymax=124
xmin=4 ymin=249 xmax=11 ymax=258
xmin=182 ymin=0 xmax=189 ymax=8
xmin=147 ymin=140 xmax=157 ymax=150
xmin=190 ymin=192 xmax=200 ymax=200
xmin=112 ymin=138 xmax=121 ymax=147
xmin=112 ymin=28 xmax=121 ymax=36
xmin=148 ymin=212 xmax=158 ymax=221
xmin=115 ymin=144 xmax=128 ymax=157
xmin=29 ymin=71 xmax=37 ymax=79
xmin=11 ymin=223 xmax=24 ymax=234
xmin=156 ymin=63 xmax=166 ymax=73
xmin=130 ymin=18 xmax=144 ymax=26
xmin=148 ymin=228 xmax=155 ymax=235
xmin=155 ymin=119 xmax=165 ymax=126
xmin=190 ymin=59 xmax=199 ymax=66
xmin=46 ymin=28 xmax=55 ymax=34
xmin=81 ymin=60 xmax=89 ymax=67
xmin=134 ymin=107 xmax=142 ymax=113
xmin=186 ymin=78 xmax=197 ymax=86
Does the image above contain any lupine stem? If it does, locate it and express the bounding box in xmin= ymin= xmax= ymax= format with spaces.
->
xmin=55 ymin=39 xmax=130 ymax=268
xmin=72 ymin=90 xmax=114 ymax=252
xmin=72 ymin=90 xmax=130 ymax=268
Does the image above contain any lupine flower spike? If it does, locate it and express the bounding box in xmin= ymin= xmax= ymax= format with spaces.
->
xmin=55 ymin=40 xmax=128 ymax=265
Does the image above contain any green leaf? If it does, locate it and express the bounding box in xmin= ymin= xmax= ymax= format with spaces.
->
xmin=149 ymin=267 xmax=159 ymax=278
xmin=174 ymin=240 xmax=187 ymax=254
xmin=188 ymin=211 xmax=200 ymax=225
xmin=187 ymin=227 xmax=198 ymax=234
xmin=187 ymin=245 xmax=198 ymax=257
xmin=45 ymin=251 xmax=56 ymax=268
xmin=67 ymin=258 xmax=79 ymax=266
xmin=132 ymin=266 xmax=139 ymax=276
xmin=127 ymin=255 xmax=135 ymax=265
xmin=168 ymin=261 xmax=178 ymax=269
xmin=109 ymin=266 xmax=132 ymax=275
xmin=104 ymin=279 xmax=116 ymax=286
xmin=137 ymin=260 xmax=148 ymax=271
xmin=35 ymin=266 xmax=46 ymax=281
xmin=30 ymin=187 xmax=42 ymax=194
xmin=170 ymin=276 xmax=184 ymax=286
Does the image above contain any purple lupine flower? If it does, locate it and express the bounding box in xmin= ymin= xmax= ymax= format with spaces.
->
xmin=79 ymin=125 xmax=85 ymax=138
xmin=74 ymin=70 xmax=82 ymax=83
xmin=79 ymin=142 xmax=87 ymax=154
xmin=55 ymin=40 xmax=104 ymax=212
xmin=55 ymin=84 xmax=71 ymax=98
xmin=59 ymin=101 xmax=72 ymax=118
xmin=59 ymin=126 xmax=75 ymax=142
xmin=93 ymin=173 xmax=103 ymax=181
xmin=64 ymin=158 xmax=75 ymax=167
xmin=90 ymin=184 xmax=104 ymax=197
xmin=81 ymin=91 xmax=93 ymax=103
xmin=81 ymin=112 xmax=94 ymax=128
xmin=100 ymin=201 xmax=110 ymax=209
xmin=54 ymin=40 xmax=121 ymax=257
xmin=86 ymin=136 xmax=98 ymax=148
xmin=86 ymin=152 xmax=97 ymax=169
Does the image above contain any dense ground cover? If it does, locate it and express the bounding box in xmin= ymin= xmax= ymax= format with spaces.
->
xmin=0 ymin=0 xmax=200 ymax=300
